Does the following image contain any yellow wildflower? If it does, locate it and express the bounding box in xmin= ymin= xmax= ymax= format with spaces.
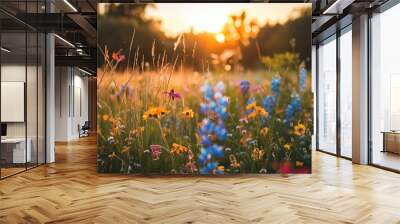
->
xmin=143 ymin=107 xmax=168 ymax=120
xmin=251 ymin=148 xmax=265 ymax=161
xmin=247 ymin=106 xmax=268 ymax=119
xmin=294 ymin=123 xmax=306 ymax=136
xmin=255 ymin=106 xmax=268 ymax=117
xmin=156 ymin=107 xmax=168 ymax=116
xmin=247 ymin=111 xmax=257 ymax=119
xmin=108 ymin=152 xmax=116 ymax=158
xmin=229 ymin=154 xmax=241 ymax=168
xmin=121 ymin=146 xmax=129 ymax=153
xmin=171 ymin=143 xmax=188 ymax=155
xmin=284 ymin=144 xmax=291 ymax=151
xmin=102 ymin=114 xmax=110 ymax=121
xmin=182 ymin=108 xmax=194 ymax=118
xmin=260 ymin=127 xmax=269 ymax=136
xmin=246 ymin=101 xmax=257 ymax=111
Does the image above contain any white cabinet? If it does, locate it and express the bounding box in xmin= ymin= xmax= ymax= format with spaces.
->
xmin=1 ymin=138 xmax=32 ymax=163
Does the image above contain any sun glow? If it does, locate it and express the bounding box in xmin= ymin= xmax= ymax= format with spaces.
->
xmin=145 ymin=3 xmax=307 ymax=37
xmin=216 ymin=33 xmax=225 ymax=43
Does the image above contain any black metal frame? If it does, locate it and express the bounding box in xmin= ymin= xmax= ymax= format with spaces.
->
xmin=0 ymin=0 xmax=48 ymax=180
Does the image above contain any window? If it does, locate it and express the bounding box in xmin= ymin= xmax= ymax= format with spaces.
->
xmin=370 ymin=3 xmax=400 ymax=171
xmin=339 ymin=27 xmax=352 ymax=158
xmin=317 ymin=36 xmax=337 ymax=154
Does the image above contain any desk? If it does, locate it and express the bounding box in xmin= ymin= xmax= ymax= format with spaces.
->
xmin=382 ymin=131 xmax=400 ymax=154
xmin=1 ymin=138 xmax=31 ymax=164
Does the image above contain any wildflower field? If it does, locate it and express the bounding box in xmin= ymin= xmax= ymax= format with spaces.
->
xmin=97 ymin=3 xmax=312 ymax=175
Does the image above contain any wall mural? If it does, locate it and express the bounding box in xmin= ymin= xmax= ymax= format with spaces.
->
xmin=97 ymin=3 xmax=312 ymax=175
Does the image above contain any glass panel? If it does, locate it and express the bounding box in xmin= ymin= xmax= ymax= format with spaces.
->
xmin=339 ymin=29 xmax=352 ymax=158
xmin=38 ymin=32 xmax=45 ymax=165
xmin=312 ymin=45 xmax=317 ymax=151
xmin=371 ymin=4 xmax=400 ymax=171
xmin=0 ymin=1 xmax=46 ymax=178
xmin=1 ymin=31 xmax=28 ymax=177
xmin=317 ymin=37 xmax=337 ymax=154
xmin=27 ymin=31 xmax=38 ymax=169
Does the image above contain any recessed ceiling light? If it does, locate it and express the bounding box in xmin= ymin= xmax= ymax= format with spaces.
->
xmin=54 ymin=34 xmax=75 ymax=48
xmin=78 ymin=67 xmax=93 ymax=76
xmin=1 ymin=47 xmax=11 ymax=53
xmin=63 ymin=0 xmax=78 ymax=12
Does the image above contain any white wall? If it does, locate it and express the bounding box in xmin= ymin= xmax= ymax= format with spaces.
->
xmin=55 ymin=67 xmax=89 ymax=141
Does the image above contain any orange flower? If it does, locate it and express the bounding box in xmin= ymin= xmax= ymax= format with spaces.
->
xmin=260 ymin=127 xmax=269 ymax=136
xmin=182 ymin=108 xmax=194 ymax=118
xmin=251 ymin=148 xmax=265 ymax=161
xmin=108 ymin=152 xmax=116 ymax=158
xmin=229 ymin=154 xmax=241 ymax=168
xmin=247 ymin=111 xmax=257 ymax=119
xmin=143 ymin=107 xmax=168 ymax=120
xmin=102 ymin=114 xmax=110 ymax=121
xmin=112 ymin=51 xmax=125 ymax=62
xmin=171 ymin=143 xmax=188 ymax=155
xmin=121 ymin=146 xmax=129 ymax=153
xmin=247 ymin=105 xmax=268 ymax=119
xmin=294 ymin=123 xmax=306 ymax=136
xmin=246 ymin=101 xmax=257 ymax=111
xmin=255 ymin=106 xmax=268 ymax=117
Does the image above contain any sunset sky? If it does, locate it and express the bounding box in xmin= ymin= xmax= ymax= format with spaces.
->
xmin=145 ymin=3 xmax=310 ymax=37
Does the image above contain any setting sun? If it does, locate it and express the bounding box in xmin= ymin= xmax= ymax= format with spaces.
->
xmin=145 ymin=3 xmax=307 ymax=37
xmin=216 ymin=33 xmax=225 ymax=43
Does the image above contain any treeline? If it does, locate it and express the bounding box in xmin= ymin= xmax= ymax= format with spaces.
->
xmin=97 ymin=4 xmax=311 ymax=71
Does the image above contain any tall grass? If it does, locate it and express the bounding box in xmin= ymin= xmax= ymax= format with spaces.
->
xmin=97 ymin=34 xmax=312 ymax=175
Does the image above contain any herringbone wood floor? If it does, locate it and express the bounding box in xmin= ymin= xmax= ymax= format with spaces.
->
xmin=1 ymin=136 xmax=400 ymax=224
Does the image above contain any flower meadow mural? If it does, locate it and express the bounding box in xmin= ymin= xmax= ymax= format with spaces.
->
xmin=97 ymin=3 xmax=312 ymax=175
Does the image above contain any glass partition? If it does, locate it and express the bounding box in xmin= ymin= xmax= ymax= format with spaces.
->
xmin=370 ymin=3 xmax=400 ymax=171
xmin=1 ymin=31 xmax=28 ymax=177
xmin=0 ymin=1 xmax=46 ymax=179
xmin=339 ymin=27 xmax=352 ymax=158
xmin=317 ymin=36 xmax=337 ymax=154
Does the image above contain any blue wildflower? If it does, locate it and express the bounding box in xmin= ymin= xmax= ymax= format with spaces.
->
xmin=200 ymin=103 xmax=209 ymax=114
xmin=201 ymin=82 xmax=214 ymax=100
xmin=200 ymin=119 xmax=215 ymax=135
xmin=240 ymin=80 xmax=250 ymax=94
xmin=262 ymin=95 xmax=276 ymax=114
xmin=215 ymin=123 xmax=228 ymax=141
xmin=217 ymin=96 xmax=229 ymax=108
xmin=200 ymin=161 xmax=218 ymax=174
xmin=284 ymin=93 xmax=302 ymax=123
xmin=216 ymin=106 xmax=228 ymax=120
xmin=299 ymin=68 xmax=307 ymax=92
xmin=201 ymin=135 xmax=212 ymax=146
xmin=271 ymin=76 xmax=281 ymax=96
xmin=214 ymin=81 xmax=225 ymax=93
xmin=198 ymin=81 xmax=228 ymax=175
